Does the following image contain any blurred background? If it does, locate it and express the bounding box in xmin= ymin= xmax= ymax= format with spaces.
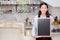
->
xmin=0 ymin=0 xmax=60 ymax=40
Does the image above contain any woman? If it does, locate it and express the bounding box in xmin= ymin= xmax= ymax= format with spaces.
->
xmin=32 ymin=2 xmax=54 ymax=40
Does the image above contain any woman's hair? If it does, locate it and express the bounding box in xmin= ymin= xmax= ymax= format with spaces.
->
xmin=38 ymin=2 xmax=50 ymax=18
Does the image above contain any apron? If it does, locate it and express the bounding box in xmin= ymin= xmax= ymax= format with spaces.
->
xmin=36 ymin=37 xmax=52 ymax=40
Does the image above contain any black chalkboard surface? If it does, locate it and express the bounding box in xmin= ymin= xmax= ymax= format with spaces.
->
xmin=38 ymin=18 xmax=50 ymax=36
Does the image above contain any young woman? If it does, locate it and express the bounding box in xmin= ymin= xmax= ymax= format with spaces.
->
xmin=32 ymin=2 xmax=54 ymax=40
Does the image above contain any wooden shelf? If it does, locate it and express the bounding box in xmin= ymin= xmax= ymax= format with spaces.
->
xmin=0 ymin=4 xmax=18 ymax=6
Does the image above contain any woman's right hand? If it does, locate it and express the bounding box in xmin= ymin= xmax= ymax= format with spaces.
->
xmin=33 ymin=36 xmax=40 ymax=38
xmin=33 ymin=36 xmax=42 ymax=38
xmin=33 ymin=36 xmax=51 ymax=38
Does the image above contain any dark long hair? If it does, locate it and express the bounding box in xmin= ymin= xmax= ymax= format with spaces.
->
xmin=38 ymin=2 xmax=50 ymax=18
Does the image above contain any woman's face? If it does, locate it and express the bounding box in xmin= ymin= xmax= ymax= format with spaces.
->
xmin=40 ymin=4 xmax=48 ymax=14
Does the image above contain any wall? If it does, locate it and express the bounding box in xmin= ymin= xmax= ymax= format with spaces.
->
xmin=51 ymin=7 xmax=60 ymax=19
xmin=42 ymin=0 xmax=60 ymax=7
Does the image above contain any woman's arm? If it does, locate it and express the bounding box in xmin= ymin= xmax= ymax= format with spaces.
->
xmin=50 ymin=16 xmax=54 ymax=24
xmin=32 ymin=16 xmax=39 ymax=38
xmin=32 ymin=18 xmax=36 ymax=37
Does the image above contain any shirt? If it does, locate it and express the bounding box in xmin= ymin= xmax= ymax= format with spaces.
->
xmin=32 ymin=15 xmax=54 ymax=36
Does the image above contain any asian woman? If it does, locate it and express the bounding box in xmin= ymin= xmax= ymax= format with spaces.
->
xmin=32 ymin=2 xmax=54 ymax=40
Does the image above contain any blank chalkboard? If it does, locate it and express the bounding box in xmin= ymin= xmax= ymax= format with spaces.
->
xmin=38 ymin=18 xmax=50 ymax=36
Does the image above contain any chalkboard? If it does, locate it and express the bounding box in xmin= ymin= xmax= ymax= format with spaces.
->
xmin=38 ymin=18 xmax=50 ymax=36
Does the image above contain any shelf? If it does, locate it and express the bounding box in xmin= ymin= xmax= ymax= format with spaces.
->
xmin=0 ymin=4 xmax=40 ymax=6
xmin=0 ymin=1 xmax=40 ymax=6
xmin=0 ymin=4 xmax=17 ymax=6
xmin=0 ymin=1 xmax=16 ymax=5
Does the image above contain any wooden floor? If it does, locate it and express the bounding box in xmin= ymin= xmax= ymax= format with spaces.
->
xmin=0 ymin=28 xmax=60 ymax=40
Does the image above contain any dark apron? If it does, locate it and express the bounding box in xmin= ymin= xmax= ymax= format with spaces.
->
xmin=36 ymin=37 xmax=52 ymax=40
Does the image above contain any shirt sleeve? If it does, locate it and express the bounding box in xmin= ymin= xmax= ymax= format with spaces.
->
xmin=50 ymin=16 xmax=54 ymax=30
xmin=50 ymin=16 xmax=54 ymax=24
xmin=32 ymin=17 xmax=37 ymax=36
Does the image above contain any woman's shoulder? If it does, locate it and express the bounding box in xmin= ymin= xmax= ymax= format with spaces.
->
xmin=35 ymin=15 xmax=38 ymax=17
xmin=50 ymin=15 xmax=54 ymax=19
xmin=34 ymin=15 xmax=54 ymax=19
xmin=34 ymin=15 xmax=38 ymax=19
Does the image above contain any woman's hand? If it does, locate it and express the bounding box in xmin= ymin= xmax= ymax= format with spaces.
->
xmin=32 ymin=35 xmax=40 ymax=38
xmin=33 ymin=36 xmax=44 ymax=38
xmin=33 ymin=36 xmax=40 ymax=38
xmin=33 ymin=36 xmax=51 ymax=38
